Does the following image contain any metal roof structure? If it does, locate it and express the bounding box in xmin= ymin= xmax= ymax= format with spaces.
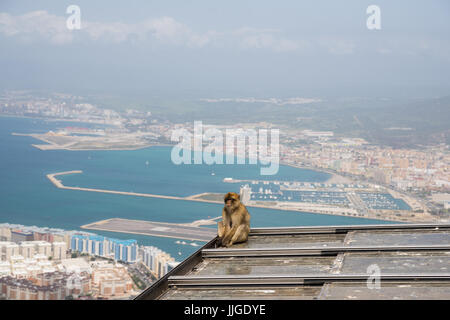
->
xmin=135 ymin=223 xmax=450 ymax=300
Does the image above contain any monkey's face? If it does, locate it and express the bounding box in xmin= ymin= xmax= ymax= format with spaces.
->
xmin=224 ymin=192 xmax=241 ymax=210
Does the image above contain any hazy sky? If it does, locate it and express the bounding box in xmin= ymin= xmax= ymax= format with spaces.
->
xmin=1 ymin=0 xmax=449 ymax=98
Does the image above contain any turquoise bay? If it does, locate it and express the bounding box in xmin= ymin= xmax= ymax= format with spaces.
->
xmin=0 ymin=116 xmax=392 ymax=260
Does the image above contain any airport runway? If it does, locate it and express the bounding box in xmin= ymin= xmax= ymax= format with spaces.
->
xmin=81 ymin=218 xmax=217 ymax=242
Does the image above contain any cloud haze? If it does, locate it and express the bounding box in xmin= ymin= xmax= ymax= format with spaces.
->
xmin=0 ymin=0 xmax=449 ymax=98
xmin=0 ymin=10 xmax=312 ymax=52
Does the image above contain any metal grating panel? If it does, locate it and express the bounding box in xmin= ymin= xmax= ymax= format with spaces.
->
xmin=135 ymin=223 xmax=450 ymax=300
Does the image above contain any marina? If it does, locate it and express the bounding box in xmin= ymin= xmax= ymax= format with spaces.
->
xmin=242 ymin=180 xmax=411 ymax=211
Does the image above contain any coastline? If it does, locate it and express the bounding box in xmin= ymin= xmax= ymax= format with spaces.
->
xmin=279 ymin=160 xmax=351 ymax=184
xmin=1 ymin=113 xmax=116 ymax=126
xmin=33 ymin=143 xmax=170 ymax=152
xmin=13 ymin=125 xmax=339 ymax=183
xmin=8 ymin=113 xmax=429 ymax=224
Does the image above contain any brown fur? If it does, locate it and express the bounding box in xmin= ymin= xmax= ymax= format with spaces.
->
xmin=217 ymin=192 xmax=250 ymax=247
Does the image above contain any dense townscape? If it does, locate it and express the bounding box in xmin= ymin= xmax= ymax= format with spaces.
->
xmin=0 ymin=223 xmax=177 ymax=300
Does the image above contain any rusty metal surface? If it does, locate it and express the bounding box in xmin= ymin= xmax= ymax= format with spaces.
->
xmin=319 ymin=282 xmax=450 ymax=300
xmin=345 ymin=230 xmax=450 ymax=246
xmin=188 ymin=256 xmax=336 ymax=276
xmin=160 ymin=286 xmax=321 ymax=300
xmin=136 ymin=224 xmax=450 ymax=300
xmin=231 ymin=234 xmax=346 ymax=249
xmin=338 ymin=251 xmax=450 ymax=274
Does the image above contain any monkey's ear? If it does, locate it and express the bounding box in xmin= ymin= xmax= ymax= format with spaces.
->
xmin=237 ymin=194 xmax=240 ymax=200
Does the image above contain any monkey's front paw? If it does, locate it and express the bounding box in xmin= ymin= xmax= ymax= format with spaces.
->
xmin=220 ymin=238 xmax=229 ymax=247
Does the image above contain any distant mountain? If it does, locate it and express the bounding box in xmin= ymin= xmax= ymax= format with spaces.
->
xmin=356 ymin=96 xmax=450 ymax=147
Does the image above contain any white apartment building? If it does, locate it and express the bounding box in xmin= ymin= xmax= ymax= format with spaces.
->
xmin=51 ymin=242 xmax=67 ymax=260
xmin=1 ymin=241 xmax=66 ymax=262
xmin=0 ymin=242 xmax=20 ymax=261
xmin=140 ymin=246 xmax=177 ymax=278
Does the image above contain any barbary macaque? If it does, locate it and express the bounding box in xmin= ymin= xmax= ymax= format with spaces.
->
xmin=217 ymin=192 xmax=250 ymax=247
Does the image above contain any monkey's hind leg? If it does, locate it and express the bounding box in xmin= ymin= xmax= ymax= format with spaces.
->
xmin=217 ymin=221 xmax=226 ymax=238
xmin=217 ymin=221 xmax=228 ymax=247
xmin=226 ymin=225 xmax=250 ymax=247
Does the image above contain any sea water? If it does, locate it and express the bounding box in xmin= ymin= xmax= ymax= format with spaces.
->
xmin=0 ymin=116 xmax=393 ymax=260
